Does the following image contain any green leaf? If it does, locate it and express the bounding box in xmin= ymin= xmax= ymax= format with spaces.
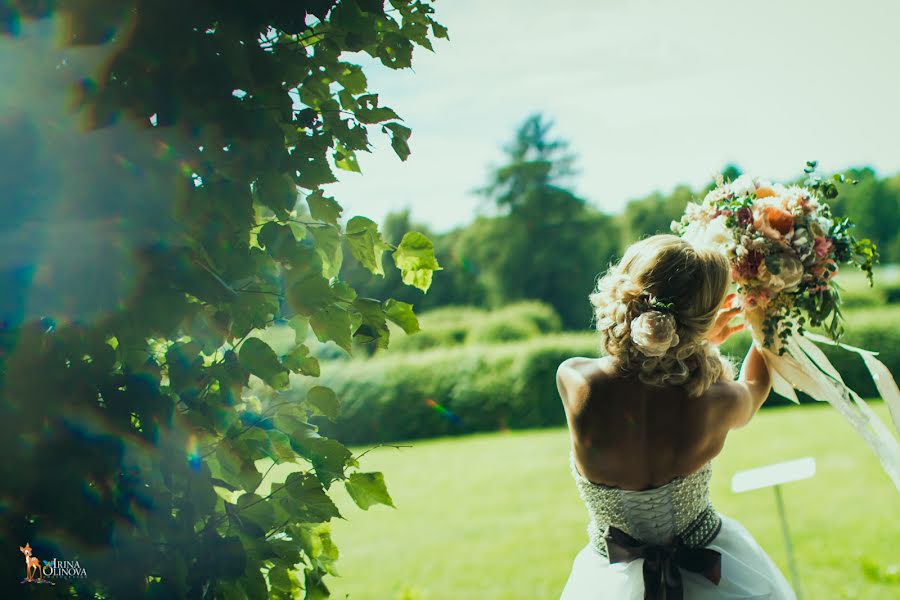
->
xmin=282 ymin=344 xmax=320 ymax=377
xmin=310 ymin=224 xmax=343 ymax=278
xmin=216 ymin=439 xmax=244 ymax=480
xmin=238 ymin=337 xmax=290 ymax=390
xmin=236 ymin=492 xmax=275 ymax=531
xmin=258 ymin=222 xmax=299 ymax=262
xmin=237 ymin=460 xmax=264 ymax=493
xmin=334 ymin=145 xmax=361 ymax=173
xmin=351 ymin=298 xmax=390 ymax=348
xmin=290 ymin=427 xmax=354 ymax=487
xmin=266 ymin=430 xmax=298 ymax=462
xmin=310 ymin=305 xmax=354 ymax=353
xmin=287 ymin=315 xmax=310 ymax=344
xmin=336 ymin=62 xmax=367 ymax=94
xmin=345 ymin=216 xmax=391 ymax=276
xmin=283 ymin=472 xmax=342 ymax=521
xmin=384 ymin=122 xmax=411 ymax=161
xmin=384 ymin=122 xmax=411 ymax=141
xmin=392 ymin=231 xmax=442 ymax=292
xmin=267 ymin=565 xmax=292 ymax=593
xmin=299 ymin=73 xmax=331 ymax=109
xmin=307 ymin=190 xmax=343 ymax=225
xmin=376 ymin=32 xmax=414 ymax=69
xmin=255 ymin=173 xmax=298 ymax=217
xmin=296 ymin=155 xmax=337 ymax=189
xmin=432 ymin=22 xmax=449 ymax=39
xmin=345 ymin=471 xmax=395 ymax=510
xmin=354 ymin=94 xmax=400 ymax=124
xmin=217 ymin=537 xmax=248 ymax=579
xmin=307 ymin=385 xmax=340 ymax=420
xmin=384 ymin=299 xmax=419 ymax=334
xmin=294 ymin=523 xmax=339 ymax=567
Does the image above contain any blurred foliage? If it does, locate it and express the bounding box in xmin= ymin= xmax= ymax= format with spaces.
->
xmin=311 ymin=333 xmax=599 ymax=445
xmin=386 ymin=301 xmax=562 ymax=352
xmin=1 ymin=1 xmax=444 ymax=598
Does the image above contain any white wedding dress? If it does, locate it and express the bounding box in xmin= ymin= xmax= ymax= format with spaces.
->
xmin=561 ymin=450 xmax=797 ymax=599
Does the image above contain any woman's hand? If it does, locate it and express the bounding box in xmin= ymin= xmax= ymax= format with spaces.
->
xmin=707 ymin=293 xmax=744 ymax=346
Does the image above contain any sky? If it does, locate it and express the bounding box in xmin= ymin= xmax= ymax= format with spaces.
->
xmin=327 ymin=0 xmax=900 ymax=233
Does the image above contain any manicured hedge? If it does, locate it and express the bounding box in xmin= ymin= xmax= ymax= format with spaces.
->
xmin=313 ymin=334 xmax=597 ymax=444
xmin=308 ymin=308 xmax=900 ymax=444
xmin=385 ymin=301 xmax=562 ymax=352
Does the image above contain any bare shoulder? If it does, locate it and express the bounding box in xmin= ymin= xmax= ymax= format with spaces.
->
xmin=702 ymin=377 xmax=751 ymax=430
xmin=556 ymin=356 xmax=615 ymax=413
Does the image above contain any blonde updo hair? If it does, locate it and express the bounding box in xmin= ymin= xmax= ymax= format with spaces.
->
xmin=590 ymin=234 xmax=735 ymax=397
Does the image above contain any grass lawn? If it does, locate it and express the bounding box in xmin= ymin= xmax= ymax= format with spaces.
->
xmin=267 ymin=403 xmax=900 ymax=599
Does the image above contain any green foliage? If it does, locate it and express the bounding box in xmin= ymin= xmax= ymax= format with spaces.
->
xmin=821 ymin=167 xmax=900 ymax=263
xmin=619 ymin=185 xmax=693 ymax=245
xmin=386 ymin=301 xmax=563 ymax=352
xmin=0 ymin=2 xmax=445 ymax=598
xmin=310 ymin=333 xmax=600 ymax=444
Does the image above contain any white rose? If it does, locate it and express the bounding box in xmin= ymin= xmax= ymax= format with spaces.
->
xmin=683 ymin=215 xmax=734 ymax=252
xmin=730 ymin=174 xmax=757 ymax=197
xmin=630 ymin=311 xmax=680 ymax=357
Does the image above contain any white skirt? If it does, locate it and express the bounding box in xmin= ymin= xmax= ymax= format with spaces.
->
xmin=560 ymin=514 xmax=797 ymax=599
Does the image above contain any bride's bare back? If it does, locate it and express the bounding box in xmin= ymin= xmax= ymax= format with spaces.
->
xmin=558 ymin=352 xmax=770 ymax=491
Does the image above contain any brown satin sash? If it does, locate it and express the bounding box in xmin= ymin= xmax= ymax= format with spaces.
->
xmin=604 ymin=525 xmax=722 ymax=600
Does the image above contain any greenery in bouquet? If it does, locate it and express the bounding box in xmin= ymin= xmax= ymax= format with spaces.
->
xmin=672 ymin=162 xmax=878 ymax=351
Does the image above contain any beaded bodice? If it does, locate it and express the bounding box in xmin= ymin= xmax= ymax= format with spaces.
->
xmin=569 ymin=450 xmax=721 ymax=557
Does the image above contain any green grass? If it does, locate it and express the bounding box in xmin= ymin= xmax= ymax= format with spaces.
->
xmin=285 ymin=403 xmax=900 ymax=600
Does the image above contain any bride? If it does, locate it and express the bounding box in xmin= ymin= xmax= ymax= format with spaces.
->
xmin=557 ymin=234 xmax=796 ymax=599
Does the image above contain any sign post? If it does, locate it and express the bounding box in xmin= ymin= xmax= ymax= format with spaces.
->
xmin=731 ymin=457 xmax=816 ymax=599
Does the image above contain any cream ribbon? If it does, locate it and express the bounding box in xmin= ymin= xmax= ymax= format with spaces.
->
xmin=746 ymin=311 xmax=900 ymax=491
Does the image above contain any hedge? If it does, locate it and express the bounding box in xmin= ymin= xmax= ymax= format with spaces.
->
xmin=307 ymin=308 xmax=900 ymax=444
xmin=312 ymin=334 xmax=597 ymax=444
xmin=385 ymin=301 xmax=562 ymax=352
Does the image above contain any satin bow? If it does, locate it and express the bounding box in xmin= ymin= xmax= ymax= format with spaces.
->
xmin=604 ymin=526 xmax=722 ymax=600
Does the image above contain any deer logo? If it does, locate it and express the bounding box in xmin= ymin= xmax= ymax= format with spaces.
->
xmin=19 ymin=543 xmax=43 ymax=583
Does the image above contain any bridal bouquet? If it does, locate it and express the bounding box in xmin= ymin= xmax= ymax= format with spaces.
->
xmin=671 ymin=163 xmax=877 ymax=351
xmin=673 ymin=163 xmax=900 ymax=492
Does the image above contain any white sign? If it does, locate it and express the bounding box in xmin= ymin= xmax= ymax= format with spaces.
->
xmin=731 ymin=457 xmax=816 ymax=493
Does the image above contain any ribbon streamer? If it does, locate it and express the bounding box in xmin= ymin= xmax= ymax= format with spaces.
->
xmin=747 ymin=312 xmax=900 ymax=492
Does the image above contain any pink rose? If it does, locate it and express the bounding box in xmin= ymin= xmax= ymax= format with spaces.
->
xmin=813 ymin=236 xmax=833 ymax=259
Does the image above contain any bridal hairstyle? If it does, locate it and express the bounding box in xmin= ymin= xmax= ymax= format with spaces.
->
xmin=590 ymin=234 xmax=735 ymax=397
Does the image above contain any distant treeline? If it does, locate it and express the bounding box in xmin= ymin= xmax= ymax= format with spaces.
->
xmin=342 ymin=115 xmax=900 ymax=331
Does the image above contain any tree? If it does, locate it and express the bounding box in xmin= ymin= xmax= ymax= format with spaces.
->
xmin=619 ymin=185 xmax=694 ymax=244
xmin=828 ymin=167 xmax=900 ymax=262
xmin=0 ymin=2 xmax=443 ymax=598
xmin=470 ymin=114 xmax=620 ymax=328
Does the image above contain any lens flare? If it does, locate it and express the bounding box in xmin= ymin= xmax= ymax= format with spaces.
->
xmin=186 ymin=434 xmax=201 ymax=471
xmin=425 ymin=398 xmax=462 ymax=426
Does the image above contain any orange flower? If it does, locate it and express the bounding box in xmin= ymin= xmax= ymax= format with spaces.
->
xmin=756 ymin=187 xmax=777 ymax=200
xmin=763 ymin=206 xmax=793 ymax=235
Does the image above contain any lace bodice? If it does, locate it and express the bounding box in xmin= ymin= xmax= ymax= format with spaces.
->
xmin=569 ymin=450 xmax=721 ymax=557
